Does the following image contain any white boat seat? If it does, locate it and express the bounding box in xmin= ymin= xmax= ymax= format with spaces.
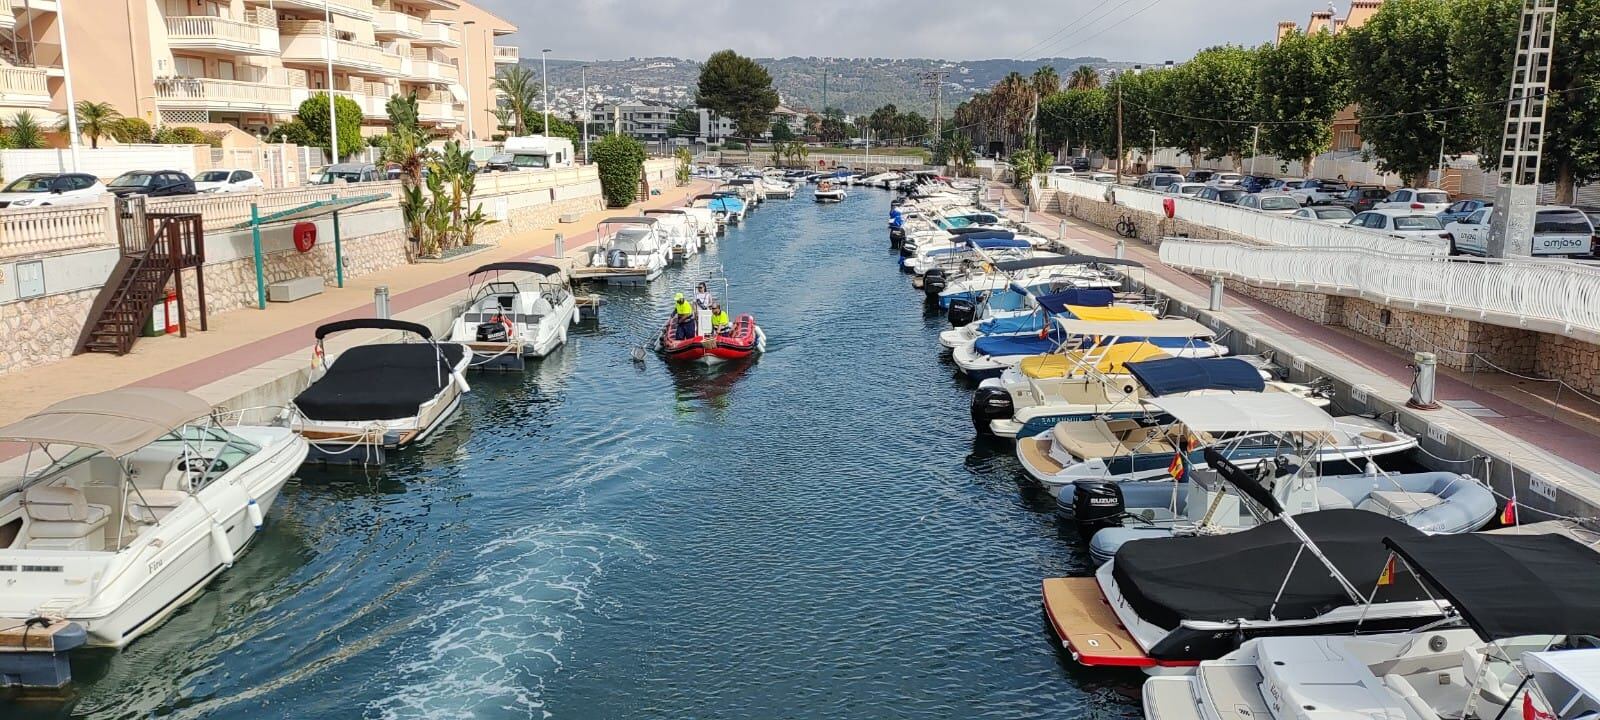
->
xmin=127 ymin=489 xmax=190 ymax=524
xmin=1361 ymin=490 xmax=1443 ymax=517
xmin=1383 ymin=674 xmax=1442 ymax=720
xmin=22 ymin=485 xmax=110 ymax=540
xmin=1315 ymin=486 xmax=1356 ymax=510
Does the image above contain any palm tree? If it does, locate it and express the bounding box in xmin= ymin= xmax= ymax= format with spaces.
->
xmin=493 ymin=65 xmax=539 ymax=135
xmin=992 ymin=71 xmax=1033 ymax=150
xmin=9 ymin=111 xmax=46 ymax=149
xmin=1068 ymin=65 xmax=1101 ymax=91
xmin=1031 ymin=66 xmax=1060 ymax=97
xmin=58 ymin=101 xmax=121 ymax=149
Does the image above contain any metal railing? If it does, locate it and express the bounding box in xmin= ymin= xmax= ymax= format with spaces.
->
xmin=493 ymin=45 xmax=519 ymax=62
xmin=1160 ymin=237 xmax=1600 ymax=340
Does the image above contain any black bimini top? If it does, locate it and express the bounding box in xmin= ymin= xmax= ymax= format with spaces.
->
xmin=294 ymin=343 xmax=465 ymax=421
xmin=315 ymin=318 xmax=431 ymax=340
xmin=1112 ymin=509 xmax=1430 ymax=629
xmin=470 ymin=261 xmax=561 ymax=277
xmin=1384 ymin=533 xmax=1600 ymax=640
xmin=993 ymin=254 xmax=1145 ymax=272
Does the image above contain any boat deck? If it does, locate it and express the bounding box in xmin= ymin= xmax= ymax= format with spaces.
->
xmin=1040 ymin=577 xmax=1156 ymax=668
xmin=0 ymin=618 xmax=81 ymax=653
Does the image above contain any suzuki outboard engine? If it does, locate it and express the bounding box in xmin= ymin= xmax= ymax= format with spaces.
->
xmin=1071 ymin=481 xmax=1126 ymax=539
xmin=889 ymin=226 xmax=905 ymax=249
xmin=607 ymin=249 xmax=629 ymax=268
xmin=969 ymin=387 xmax=1013 ymax=435
xmin=947 ymin=299 xmax=977 ymax=328
xmin=923 ymin=269 xmax=947 ymax=299
xmin=476 ymin=320 xmax=509 ymax=343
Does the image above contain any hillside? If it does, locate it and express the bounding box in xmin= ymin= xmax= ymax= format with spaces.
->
xmin=533 ymin=55 xmax=1143 ymax=118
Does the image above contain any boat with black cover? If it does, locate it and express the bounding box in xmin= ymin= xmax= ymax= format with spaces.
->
xmin=292 ymin=318 xmax=471 ymax=464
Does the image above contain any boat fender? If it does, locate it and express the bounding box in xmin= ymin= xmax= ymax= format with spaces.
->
xmin=246 ymin=497 xmax=264 ymax=529
xmin=210 ymin=522 xmax=235 ymax=567
xmin=453 ymin=370 xmax=471 ymax=393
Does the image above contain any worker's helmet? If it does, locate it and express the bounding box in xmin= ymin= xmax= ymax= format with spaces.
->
xmin=674 ymin=292 xmax=684 ymax=301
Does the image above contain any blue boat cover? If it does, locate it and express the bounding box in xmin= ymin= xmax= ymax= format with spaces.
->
xmin=973 ymin=333 xmax=1059 ymax=357
xmin=958 ymin=229 xmax=1015 ymax=242
xmin=977 ymin=313 xmax=1049 ymax=335
xmin=968 ymin=237 xmax=1030 ymax=249
xmin=984 ymin=291 xmax=1029 ymax=312
xmin=1036 ymin=288 xmax=1115 ymax=313
xmin=1124 ymin=357 xmax=1265 ymax=396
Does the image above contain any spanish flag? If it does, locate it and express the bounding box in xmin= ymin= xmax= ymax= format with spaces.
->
xmin=1377 ymin=555 xmax=1396 ymax=586
xmin=1500 ymin=499 xmax=1518 ymax=526
xmin=1168 ymin=452 xmax=1185 ymax=480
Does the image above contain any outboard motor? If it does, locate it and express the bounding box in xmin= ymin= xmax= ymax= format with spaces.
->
xmin=475 ymin=320 xmax=509 ymax=343
xmin=1071 ymin=481 xmax=1126 ymax=539
xmin=889 ymin=226 xmax=905 ymax=248
xmin=969 ymin=387 xmax=1013 ymax=435
xmin=923 ymin=269 xmax=947 ymax=299
xmin=947 ymin=298 xmax=977 ymax=328
xmin=607 ymin=249 xmax=629 ymax=268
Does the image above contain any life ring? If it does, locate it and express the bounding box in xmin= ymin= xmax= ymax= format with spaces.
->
xmin=498 ymin=314 xmax=515 ymax=339
xmin=293 ymin=221 xmax=317 ymax=252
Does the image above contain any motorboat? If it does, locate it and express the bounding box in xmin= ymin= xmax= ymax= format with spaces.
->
xmin=814 ymin=180 xmax=846 ymax=202
xmin=691 ymin=192 xmax=745 ymax=225
xmin=1041 ymin=509 xmax=1449 ymax=672
xmin=446 ymin=261 xmax=577 ymax=370
xmin=761 ymin=178 xmax=797 ymax=199
xmin=903 ymin=232 xmax=1036 ymax=278
xmin=1019 ymin=393 xmax=1418 ymax=495
xmin=1141 ymin=530 xmax=1600 ymax=719
xmin=642 ymin=209 xmax=702 ymax=264
xmin=721 ymin=179 xmax=764 ymax=207
xmin=657 ymin=278 xmax=766 ymax=364
xmin=585 ymin=216 xmax=669 ymax=284
xmin=937 ymin=255 xmax=1134 ymax=310
xmin=675 ymin=205 xmax=718 ymax=241
xmin=292 ymin=319 xmax=471 ymax=464
xmin=0 ymin=388 xmax=307 ymax=646
xmin=1070 ymin=413 xmax=1493 ymax=563
xmin=952 ymin=316 xmax=1229 ymax=381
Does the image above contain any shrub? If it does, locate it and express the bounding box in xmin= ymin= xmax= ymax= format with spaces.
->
xmin=154 ymin=125 xmax=208 ymax=145
xmin=108 ymin=117 xmax=154 ymax=144
xmin=266 ymin=119 xmax=316 ymax=146
xmin=295 ymin=93 xmax=365 ymax=161
xmin=723 ymin=140 xmax=745 ymax=150
xmin=592 ymin=133 xmax=646 ymax=207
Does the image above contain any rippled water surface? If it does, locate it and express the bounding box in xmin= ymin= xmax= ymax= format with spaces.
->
xmin=10 ymin=189 xmax=1142 ymax=719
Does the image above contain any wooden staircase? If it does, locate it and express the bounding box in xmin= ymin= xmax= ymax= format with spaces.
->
xmin=74 ymin=206 xmax=208 ymax=356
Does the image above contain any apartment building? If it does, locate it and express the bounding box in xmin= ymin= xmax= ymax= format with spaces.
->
xmin=590 ymin=102 xmax=676 ymax=143
xmin=0 ymin=0 xmax=517 ymax=142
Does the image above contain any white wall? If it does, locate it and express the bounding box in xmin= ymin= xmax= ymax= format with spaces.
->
xmin=0 ymin=146 xmax=206 ymax=181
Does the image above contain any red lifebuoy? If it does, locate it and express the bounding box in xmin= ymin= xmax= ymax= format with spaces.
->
xmin=293 ymin=222 xmax=317 ymax=252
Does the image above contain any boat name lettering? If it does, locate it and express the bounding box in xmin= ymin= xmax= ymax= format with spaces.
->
xmin=20 ymin=565 xmax=62 ymax=573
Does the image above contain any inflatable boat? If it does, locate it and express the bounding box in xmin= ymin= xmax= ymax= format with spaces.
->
xmin=659 ymin=310 xmax=767 ymax=364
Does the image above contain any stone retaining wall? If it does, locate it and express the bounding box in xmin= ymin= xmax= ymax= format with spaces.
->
xmin=174 ymin=225 xmax=408 ymax=319
xmin=0 ymin=288 xmax=97 ymax=376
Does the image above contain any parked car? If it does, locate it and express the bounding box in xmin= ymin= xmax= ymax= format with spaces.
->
xmin=194 ymin=168 xmax=264 ymax=194
xmin=1437 ymin=199 xmax=1492 ymax=225
xmin=314 ymin=163 xmax=381 ymax=185
xmin=1071 ymin=156 xmax=1091 ymax=172
xmin=1185 ymin=169 xmax=1216 ymax=183
xmin=1049 ymin=165 xmax=1076 ymax=178
xmin=1349 ymin=209 xmax=1451 ymax=248
xmin=1195 ymin=185 xmax=1247 ymax=204
xmin=1445 ymin=205 xmax=1596 ymax=258
xmin=1283 ymin=178 xmax=1348 ymax=206
xmin=1207 ymin=172 xmax=1245 ymax=187
xmin=1136 ymin=172 xmax=1184 ymax=191
xmin=1238 ymin=175 xmax=1274 ymax=193
xmin=1086 ymin=172 xmax=1117 ymax=183
xmin=1336 ymin=185 xmax=1390 ymax=213
xmin=1152 ymin=165 xmax=1181 ymax=175
xmin=1292 ymin=205 xmax=1357 ymax=224
xmin=0 ymin=173 xmax=105 ymax=208
xmin=107 ymin=170 xmax=196 ymax=198
xmin=1377 ymin=187 xmax=1452 ymax=213
xmin=1236 ymin=192 xmax=1302 ymax=214
xmin=1165 ymin=182 xmax=1208 ymax=197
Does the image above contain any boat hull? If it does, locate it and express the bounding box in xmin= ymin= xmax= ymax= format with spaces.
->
xmin=659 ymin=314 xmax=765 ymax=364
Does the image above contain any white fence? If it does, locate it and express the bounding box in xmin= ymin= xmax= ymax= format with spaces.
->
xmin=1052 ymin=175 xmax=1445 ymax=256
xmin=1 ymin=146 xmax=208 ymax=179
xmin=1160 ymin=237 xmax=1600 ymax=341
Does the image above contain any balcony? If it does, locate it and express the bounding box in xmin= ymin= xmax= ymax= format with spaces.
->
xmin=413 ymin=22 xmax=460 ymax=47
xmin=493 ymin=45 xmax=518 ymax=64
xmin=0 ymin=65 xmax=52 ymax=109
xmin=291 ymin=87 xmax=387 ymax=120
xmin=416 ymin=99 xmax=462 ymax=125
xmin=279 ymin=22 xmax=403 ymax=77
xmin=0 ymin=0 xmax=14 ymax=32
xmin=254 ymin=0 xmax=372 ymax=22
xmin=165 ymin=16 xmax=280 ymax=56
xmin=372 ymin=9 xmax=422 ymax=38
xmin=408 ymin=56 xmax=458 ymax=84
xmin=155 ymin=77 xmax=295 ymax=113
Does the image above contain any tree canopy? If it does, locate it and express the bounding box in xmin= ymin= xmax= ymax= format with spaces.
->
xmin=296 ymin=92 xmax=365 ymax=161
xmin=1257 ymin=29 xmax=1348 ymax=172
xmin=696 ymin=49 xmax=780 ymax=140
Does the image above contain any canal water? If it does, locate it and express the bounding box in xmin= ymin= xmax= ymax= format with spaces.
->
xmin=16 ymin=188 xmax=1141 ymax=719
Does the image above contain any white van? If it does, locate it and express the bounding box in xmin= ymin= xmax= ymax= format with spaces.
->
xmin=500 ymin=135 xmax=575 ymax=170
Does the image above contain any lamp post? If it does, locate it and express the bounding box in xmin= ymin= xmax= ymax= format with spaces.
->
xmin=462 ymin=20 xmax=476 ymax=149
xmin=324 ymin=0 xmax=338 ymax=165
xmin=581 ymin=64 xmax=590 ymax=162
xmin=57 ymin=0 xmax=81 ymax=171
xmin=541 ymin=48 xmax=551 ymax=136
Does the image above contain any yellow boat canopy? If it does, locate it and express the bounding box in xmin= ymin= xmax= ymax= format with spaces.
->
xmin=1020 ymin=344 xmax=1173 ymax=378
xmin=1064 ymin=305 xmax=1154 ymax=322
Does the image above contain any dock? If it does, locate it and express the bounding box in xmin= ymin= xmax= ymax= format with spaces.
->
xmin=0 ymin=618 xmax=86 ymax=689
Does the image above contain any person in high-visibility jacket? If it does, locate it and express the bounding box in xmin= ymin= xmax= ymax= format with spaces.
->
xmin=673 ymin=292 xmax=696 ymax=339
xmin=710 ymin=304 xmax=731 ymax=335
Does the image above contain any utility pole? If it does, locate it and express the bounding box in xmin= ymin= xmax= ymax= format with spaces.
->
xmin=581 ymin=64 xmax=590 ymax=162
xmin=1487 ymin=0 xmax=1558 ymax=258
xmin=1115 ymin=77 xmax=1125 ymax=180
xmin=821 ymin=67 xmax=828 ymax=114
xmin=541 ymin=48 xmax=551 ymax=136
xmin=323 ymin=0 xmax=337 ymax=165
xmin=922 ymin=69 xmax=949 ymax=143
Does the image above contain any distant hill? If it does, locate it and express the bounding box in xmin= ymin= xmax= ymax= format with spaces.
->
xmin=532 ymin=56 xmax=1143 ymax=118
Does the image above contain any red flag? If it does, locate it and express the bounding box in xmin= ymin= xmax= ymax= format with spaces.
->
xmin=1168 ymin=452 xmax=1185 ymax=480
xmin=1377 ymin=555 xmax=1395 ymax=586
xmin=1500 ymin=499 xmax=1517 ymax=526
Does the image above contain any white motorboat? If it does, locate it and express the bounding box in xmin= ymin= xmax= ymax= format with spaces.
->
xmin=952 ymin=317 xmax=1229 ymax=381
xmin=447 ymin=261 xmax=578 ymax=370
xmin=642 ymin=208 xmax=702 ymax=263
xmin=293 ymin=319 xmax=471 ymax=464
xmin=1141 ymin=530 xmax=1600 ymax=719
xmin=676 ymin=205 xmax=718 ymax=241
xmin=586 ymin=216 xmax=669 ymax=284
xmin=761 ymin=178 xmax=797 ymax=198
xmin=0 ymin=388 xmax=307 ymax=647
xmin=814 ymin=180 xmax=846 ymax=202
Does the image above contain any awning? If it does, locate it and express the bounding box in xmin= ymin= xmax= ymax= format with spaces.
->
xmin=950 ymin=228 xmax=1013 ymax=240
xmin=1126 ymin=357 xmax=1267 ymax=397
xmin=0 ymin=388 xmax=211 ymax=458
xmin=316 ymin=318 xmax=433 ymax=340
xmin=1035 ymin=288 xmax=1114 ymax=312
xmin=1146 ymin=394 xmax=1333 ymax=433
xmin=1066 ymin=305 xmax=1154 ymax=322
xmin=967 ymin=237 xmax=1030 ymax=249
xmin=471 ymin=261 xmax=561 ymax=277
xmin=598 ymin=216 xmax=658 ymax=225
xmin=1383 ymin=533 xmax=1600 ymax=640
xmin=993 ymin=254 xmax=1145 ymax=272
xmin=1526 ymin=649 xmax=1600 ymax=719
xmin=227 ymin=193 xmax=392 ymax=229
xmin=1055 ymin=318 xmax=1213 ymax=339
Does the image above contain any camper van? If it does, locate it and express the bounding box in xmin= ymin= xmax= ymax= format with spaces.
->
xmin=497 ymin=135 xmax=576 ymax=170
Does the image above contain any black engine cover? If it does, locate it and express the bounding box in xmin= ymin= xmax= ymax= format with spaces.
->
xmin=947 ymin=299 xmax=977 ymax=328
xmin=969 ymin=386 xmax=1013 ymax=435
xmin=1071 ymin=481 xmax=1126 ymax=538
xmin=476 ymin=321 xmax=509 ymax=343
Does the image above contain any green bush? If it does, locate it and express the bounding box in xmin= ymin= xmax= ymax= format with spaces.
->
xmin=154 ymin=125 xmax=208 ymax=145
xmin=592 ymin=133 xmax=646 ymax=207
xmin=723 ymin=140 xmax=745 ymax=150
xmin=108 ymin=117 xmax=153 ymax=144
xmin=266 ymin=119 xmax=316 ymax=146
xmin=296 ymin=93 xmax=365 ymax=161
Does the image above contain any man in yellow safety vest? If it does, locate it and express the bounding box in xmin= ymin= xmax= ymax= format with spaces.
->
xmin=673 ymin=292 xmax=696 ymax=339
xmin=710 ymin=304 xmax=731 ymax=335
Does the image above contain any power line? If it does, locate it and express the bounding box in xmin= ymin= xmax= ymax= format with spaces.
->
xmin=1060 ymin=0 xmax=1170 ymax=52
xmin=1097 ymin=83 xmax=1587 ymax=127
xmin=1016 ymin=0 xmax=1121 ymax=60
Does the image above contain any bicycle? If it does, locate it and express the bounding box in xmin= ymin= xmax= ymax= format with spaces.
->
xmin=1115 ymin=213 xmax=1139 ymax=239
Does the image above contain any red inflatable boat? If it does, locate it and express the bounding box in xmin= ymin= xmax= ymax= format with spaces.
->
xmin=659 ymin=312 xmax=766 ymax=363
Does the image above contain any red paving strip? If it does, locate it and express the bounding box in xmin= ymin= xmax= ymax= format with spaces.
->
xmin=1001 ymin=190 xmax=1600 ymax=470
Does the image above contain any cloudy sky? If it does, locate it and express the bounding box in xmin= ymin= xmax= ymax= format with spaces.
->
xmin=473 ymin=0 xmax=1337 ymax=63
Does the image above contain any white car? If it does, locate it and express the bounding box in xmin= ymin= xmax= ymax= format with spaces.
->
xmin=0 ymin=172 xmax=107 ymax=209
xmin=1283 ymin=178 xmax=1349 ymax=206
xmin=194 ymin=168 xmax=265 ymax=194
xmin=1377 ymin=187 xmax=1452 ymax=214
xmin=1292 ymin=205 xmax=1356 ymax=224
xmin=1445 ymin=205 xmax=1596 ymax=258
xmin=1087 ymin=172 xmax=1117 ymax=183
xmin=1349 ymin=209 xmax=1451 ymax=248
xmin=1236 ymin=192 xmax=1301 ymax=214
xmin=1049 ymin=165 xmax=1076 ymax=178
xmin=1207 ymin=172 xmax=1244 ymax=186
xmin=1165 ymin=182 xmax=1208 ymax=197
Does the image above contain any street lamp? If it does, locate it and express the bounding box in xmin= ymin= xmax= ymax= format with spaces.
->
xmin=463 ymin=20 xmax=476 ymax=148
xmin=581 ymin=64 xmax=590 ymax=162
xmin=324 ymin=0 xmax=338 ymax=165
xmin=541 ymin=48 xmax=551 ymax=136
xmin=57 ymin=0 xmax=82 ymax=171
